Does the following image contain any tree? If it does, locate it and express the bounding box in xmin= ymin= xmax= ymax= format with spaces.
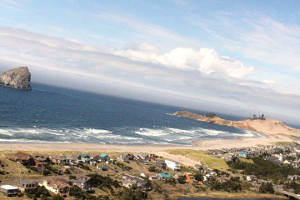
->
xmin=194 ymin=172 xmax=204 ymax=182
xmin=259 ymin=182 xmax=274 ymax=194
xmin=177 ymin=176 xmax=186 ymax=184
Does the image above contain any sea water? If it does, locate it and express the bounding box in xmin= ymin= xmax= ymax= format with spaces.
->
xmin=0 ymin=83 xmax=261 ymax=145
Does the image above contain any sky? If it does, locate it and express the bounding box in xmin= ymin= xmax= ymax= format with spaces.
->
xmin=0 ymin=0 xmax=300 ymax=124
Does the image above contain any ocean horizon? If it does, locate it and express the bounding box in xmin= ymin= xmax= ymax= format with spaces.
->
xmin=0 ymin=83 xmax=263 ymax=145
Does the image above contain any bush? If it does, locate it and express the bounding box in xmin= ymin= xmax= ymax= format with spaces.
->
xmin=177 ymin=176 xmax=186 ymax=184
xmin=118 ymin=188 xmax=147 ymax=200
xmin=210 ymin=177 xmax=241 ymax=192
xmin=227 ymin=157 xmax=300 ymax=181
xmin=259 ymin=182 xmax=274 ymax=194
xmin=164 ymin=178 xmax=176 ymax=185
xmin=115 ymin=161 xmax=132 ymax=171
xmin=26 ymin=186 xmax=50 ymax=199
xmin=77 ymin=162 xmax=90 ymax=170
xmin=194 ymin=172 xmax=204 ymax=181
xmin=148 ymin=166 xmax=159 ymax=173
xmin=87 ymin=174 xmax=120 ymax=190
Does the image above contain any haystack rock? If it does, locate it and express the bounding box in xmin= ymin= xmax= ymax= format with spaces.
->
xmin=0 ymin=67 xmax=31 ymax=90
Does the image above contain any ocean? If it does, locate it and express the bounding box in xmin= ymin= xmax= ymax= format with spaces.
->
xmin=0 ymin=83 xmax=261 ymax=145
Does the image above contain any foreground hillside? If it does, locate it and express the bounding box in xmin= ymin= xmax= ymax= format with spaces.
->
xmin=1 ymin=145 xmax=297 ymax=200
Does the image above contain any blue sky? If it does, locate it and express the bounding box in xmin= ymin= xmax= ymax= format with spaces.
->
xmin=1 ymin=0 xmax=300 ymax=124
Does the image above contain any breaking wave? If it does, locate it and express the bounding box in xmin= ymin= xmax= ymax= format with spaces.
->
xmin=0 ymin=126 xmax=261 ymax=145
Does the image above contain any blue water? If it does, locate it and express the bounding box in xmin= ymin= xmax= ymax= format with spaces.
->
xmin=0 ymin=83 xmax=261 ymax=145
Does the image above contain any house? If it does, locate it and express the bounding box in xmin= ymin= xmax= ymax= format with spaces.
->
xmin=77 ymin=154 xmax=91 ymax=164
xmin=246 ymin=175 xmax=257 ymax=182
xmin=72 ymin=178 xmax=91 ymax=191
xmin=283 ymin=160 xmax=291 ymax=165
xmin=0 ymin=185 xmax=20 ymax=196
xmin=99 ymin=153 xmax=110 ymax=162
xmin=33 ymin=155 xmax=51 ymax=168
xmin=12 ymin=179 xmax=39 ymax=192
xmin=11 ymin=152 xmax=35 ymax=166
xmin=41 ymin=177 xmax=71 ymax=197
xmin=96 ymin=165 xmax=108 ymax=171
xmin=158 ymin=173 xmax=172 ymax=180
xmin=118 ymin=154 xmax=133 ymax=163
xmin=122 ymin=175 xmax=149 ymax=190
xmin=134 ymin=153 xmax=150 ymax=163
xmin=51 ymin=156 xmax=74 ymax=166
xmin=239 ymin=152 xmax=250 ymax=159
xmin=156 ymin=160 xmax=167 ymax=170
xmin=287 ymin=175 xmax=300 ymax=181
xmin=165 ymin=160 xmax=180 ymax=171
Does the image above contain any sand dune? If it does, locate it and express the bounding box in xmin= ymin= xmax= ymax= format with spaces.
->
xmin=173 ymin=111 xmax=300 ymax=137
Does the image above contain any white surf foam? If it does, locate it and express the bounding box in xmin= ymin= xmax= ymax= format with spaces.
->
xmin=135 ymin=128 xmax=169 ymax=137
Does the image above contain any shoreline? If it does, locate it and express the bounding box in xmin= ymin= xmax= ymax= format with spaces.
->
xmin=0 ymin=134 xmax=294 ymax=152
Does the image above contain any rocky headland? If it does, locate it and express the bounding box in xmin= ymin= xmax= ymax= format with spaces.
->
xmin=173 ymin=111 xmax=300 ymax=138
xmin=0 ymin=66 xmax=31 ymax=90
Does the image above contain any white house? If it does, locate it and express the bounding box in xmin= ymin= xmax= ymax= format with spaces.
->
xmin=165 ymin=160 xmax=180 ymax=171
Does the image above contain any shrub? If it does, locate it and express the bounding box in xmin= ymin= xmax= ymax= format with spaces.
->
xmin=177 ymin=176 xmax=186 ymax=184
xmin=118 ymin=188 xmax=147 ymax=200
xmin=259 ymin=182 xmax=274 ymax=194
xmin=148 ymin=166 xmax=159 ymax=173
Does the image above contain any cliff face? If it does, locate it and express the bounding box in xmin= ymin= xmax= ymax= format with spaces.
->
xmin=0 ymin=67 xmax=31 ymax=90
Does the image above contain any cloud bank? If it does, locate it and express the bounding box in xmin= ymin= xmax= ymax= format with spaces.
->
xmin=0 ymin=27 xmax=299 ymax=124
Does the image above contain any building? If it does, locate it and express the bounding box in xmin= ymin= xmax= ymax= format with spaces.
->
xmin=13 ymin=179 xmax=39 ymax=192
xmin=122 ymin=175 xmax=149 ymax=190
xmin=158 ymin=173 xmax=172 ymax=180
xmin=239 ymin=152 xmax=250 ymax=159
xmin=118 ymin=153 xmax=134 ymax=163
xmin=99 ymin=153 xmax=110 ymax=162
xmin=156 ymin=160 xmax=167 ymax=170
xmin=11 ymin=152 xmax=35 ymax=166
xmin=41 ymin=177 xmax=71 ymax=197
xmin=0 ymin=185 xmax=20 ymax=196
xmin=246 ymin=175 xmax=257 ymax=182
xmin=77 ymin=154 xmax=91 ymax=163
xmin=33 ymin=155 xmax=51 ymax=168
xmin=165 ymin=160 xmax=180 ymax=171
xmin=72 ymin=178 xmax=91 ymax=191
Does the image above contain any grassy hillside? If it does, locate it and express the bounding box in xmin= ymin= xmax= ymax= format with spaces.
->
xmin=166 ymin=149 xmax=229 ymax=171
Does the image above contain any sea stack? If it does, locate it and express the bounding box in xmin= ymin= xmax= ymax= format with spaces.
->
xmin=0 ymin=67 xmax=31 ymax=90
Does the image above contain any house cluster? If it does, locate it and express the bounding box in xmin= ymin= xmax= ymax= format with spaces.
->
xmin=208 ymin=143 xmax=300 ymax=168
xmin=9 ymin=152 xmax=112 ymax=170
xmin=0 ymin=176 xmax=92 ymax=197
xmin=1 ymin=152 xmax=112 ymax=197
xmin=0 ymin=151 xmax=186 ymax=197
xmin=207 ymin=143 xmax=300 ymax=193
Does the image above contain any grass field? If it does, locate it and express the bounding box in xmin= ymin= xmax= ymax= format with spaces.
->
xmin=166 ymin=149 xmax=229 ymax=171
xmin=239 ymin=158 xmax=254 ymax=164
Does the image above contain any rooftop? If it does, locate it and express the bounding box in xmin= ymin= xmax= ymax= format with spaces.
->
xmin=0 ymin=185 xmax=18 ymax=190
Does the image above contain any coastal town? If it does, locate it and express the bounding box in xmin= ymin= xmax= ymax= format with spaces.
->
xmin=0 ymin=142 xmax=299 ymax=200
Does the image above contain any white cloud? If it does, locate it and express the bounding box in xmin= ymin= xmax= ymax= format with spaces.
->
xmin=114 ymin=45 xmax=253 ymax=78
xmin=194 ymin=15 xmax=300 ymax=72
xmin=97 ymin=13 xmax=199 ymax=48
xmin=0 ymin=27 xmax=299 ymax=124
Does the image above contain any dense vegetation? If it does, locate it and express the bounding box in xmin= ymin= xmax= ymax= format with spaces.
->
xmin=259 ymin=182 xmax=274 ymax=194
xmin=87 ymin=174 xmax=120 ymax=190
xmin=210 ymin=177 xmax=242 ymax=192
xmin=227 ymin=157 xmax=300 ymax=181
